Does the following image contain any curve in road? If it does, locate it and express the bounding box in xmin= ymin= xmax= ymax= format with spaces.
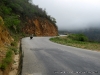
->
xmin=21 ymin=37 xmax=100 ymax=75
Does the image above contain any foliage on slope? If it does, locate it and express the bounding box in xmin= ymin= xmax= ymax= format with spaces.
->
xmin=0 ymin=0 xmax=58 ymax=74
xmin=0 ymin=16 xmax=13 ymax=47
xmin=0 ymin=16 xmax=14 ymax=75
xmin=0 ymin=0 xmax=58 ymax=36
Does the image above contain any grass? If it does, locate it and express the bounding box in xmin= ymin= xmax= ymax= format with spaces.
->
xmin=50 ymin=35 xmax=100 ymax=51
xmin=9 ymin=46 xmax=18 ymax=55
xmin=0 ymin=49 xmax=13 ymax=71
xmin=0 ymin=29 xmax=21 ymax=71
xmin=0 ymin=42 xmax=18 ymax=71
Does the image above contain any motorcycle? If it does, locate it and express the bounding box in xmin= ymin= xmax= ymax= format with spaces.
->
xmin=30 ymin=36 xmax=33 ymax=39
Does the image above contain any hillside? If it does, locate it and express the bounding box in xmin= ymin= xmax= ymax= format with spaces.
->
xmin=0 ymin=0 xmax=58 ymax=36
xmin=22 ymin=16 xmax=57 ymax=36
xmin=0 ymin=16 xmax=13 ymax=75
xmin=0 ymin=0 xmax=58 ymax=75
xmin=0 ymin=17 xmax=13 ymax=47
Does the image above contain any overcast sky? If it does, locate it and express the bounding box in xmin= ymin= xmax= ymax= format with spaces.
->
xmin=32 ymin=0 xmax=100 ymax=30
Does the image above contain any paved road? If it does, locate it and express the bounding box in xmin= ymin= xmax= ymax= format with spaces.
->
xmin=21 ymin=37 xmax=100 ymax=75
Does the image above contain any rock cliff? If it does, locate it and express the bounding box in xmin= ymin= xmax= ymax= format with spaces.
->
xmin=22 ymin=17 xmax=58 ymax=36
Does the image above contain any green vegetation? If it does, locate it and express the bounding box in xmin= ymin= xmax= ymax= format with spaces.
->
xmin=67 ymin=34 xmax=88 ymax=42
xmin=4 ymin=15 xmax=20 ymax=33
xmin=9 ymin=46 xmax=18 ymax=55
xmin=0 ymin=0 xmax=58 ymax=72
xmin=0 ymin=0 xmax=57 ymax=35
xmin=0 ymin=46 xmax=18 ymax=71
xmin=0 ymin=49 xmax=13 ymax=71
xmin=50 ymin=34 xmax=100 ymax=51
xmin=69 ymin=27 xmax=100 ymax=42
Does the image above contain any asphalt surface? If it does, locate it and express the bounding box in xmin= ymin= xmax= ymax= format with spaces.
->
xmin=21 ymin=37 xmax=100 ymax=75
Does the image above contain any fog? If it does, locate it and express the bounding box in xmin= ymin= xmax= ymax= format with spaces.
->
xmin=32 ymin=0 xmax=100 ymax=30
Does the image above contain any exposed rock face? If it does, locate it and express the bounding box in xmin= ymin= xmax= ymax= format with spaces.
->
xmin=0 ymin=16 xmax=13 ymax=47
xmin=22 ymin=17 xmax=58 ymax=36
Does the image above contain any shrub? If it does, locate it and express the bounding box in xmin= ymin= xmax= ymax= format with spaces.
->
xmin=9 ymin=46 xmax=18 ymax=54
xmin=4 ymin=15 xmax=20 ymax=33
xmin=0 ymin=49 xmax=13 ymax=71
xmin=68 ymin=34 xmax=88 ymax=42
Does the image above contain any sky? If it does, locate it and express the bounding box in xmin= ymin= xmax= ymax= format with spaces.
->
xmin=32 ymin=0 xmax=100 ymax=30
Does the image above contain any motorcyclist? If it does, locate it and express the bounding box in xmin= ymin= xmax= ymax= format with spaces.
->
xmin=30 ymin=34 xmax=33 ymax=39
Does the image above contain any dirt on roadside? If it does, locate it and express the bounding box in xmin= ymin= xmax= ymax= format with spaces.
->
xmin=0 ymin=50 xmax=12 ymax=74
xmin=9 ymin=42 xmax=20 ymax=75
xmin=0 ymin=42 xmax=21 ymax=75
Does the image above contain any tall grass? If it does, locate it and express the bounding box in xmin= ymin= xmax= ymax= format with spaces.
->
xmin=67 ymin=34 xmax=88 ymax=42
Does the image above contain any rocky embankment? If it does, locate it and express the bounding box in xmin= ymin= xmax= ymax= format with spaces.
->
xmin=0 ymin=15 xmax=58 ymax=75
xmin=22 ymin=17 xmax=58 ymax=36
xmin=0 ymin=16 xmax=13 ymax=47
xmin=0 ymin=16 xmax=13 ymax=75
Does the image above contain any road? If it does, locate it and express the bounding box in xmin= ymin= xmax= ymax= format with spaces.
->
xmin=21 ymin=37 xmax=100 ymax=75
